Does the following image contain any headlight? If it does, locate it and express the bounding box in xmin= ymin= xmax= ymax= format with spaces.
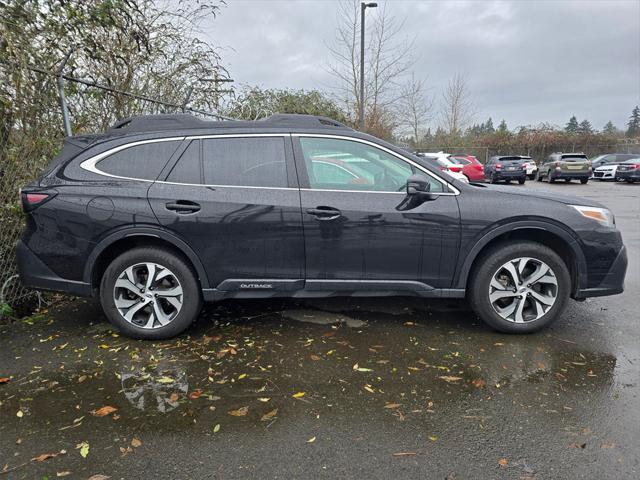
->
xmin=570 ymin=205 xmax=615 ymax=227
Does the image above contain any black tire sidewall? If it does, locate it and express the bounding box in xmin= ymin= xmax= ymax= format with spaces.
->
xmin=468 ymin=242 xmax=571 ymax=334
xmin=100 ymin=247 xmax=202 ymax=340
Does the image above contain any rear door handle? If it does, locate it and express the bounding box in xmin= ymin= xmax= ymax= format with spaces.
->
xmin=306 ymin=206 xmax=341 ymax=220
xmin=165 ymin=200 xmax=201 ymax=214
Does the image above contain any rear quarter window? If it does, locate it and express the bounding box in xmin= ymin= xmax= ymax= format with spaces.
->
xmin=97 ymin=140 xmax=181 ymax=180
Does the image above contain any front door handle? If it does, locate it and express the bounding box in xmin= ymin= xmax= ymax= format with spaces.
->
xmin=165 ymin=200 xmax=201 ymax=214
xmin=306 ymin=206 xmax=342 ymax=220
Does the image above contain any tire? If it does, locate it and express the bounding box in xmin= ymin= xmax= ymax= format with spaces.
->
xmin=549 ymin=175 xmax=555 ymax=183
xmin=505 ymin=179 xmax=511 ymax=184
xmin=580 ymin=178 xmax=588 ymax=184
xmin=518 ymin=177 xmax=526 ymax=185
xmin=564 ymin=178 xmax=571 ymax=183
xmin=490 ymin=175 xmax=498 ymax=184
xmin=468 ymin=241 xmax=571 ymax=334
xmin=536 ymin=171 xmax=543 ymax=182
xmin=626 ymin=179 xmax=634 ymax=183
xmin=100 ymin=247 xmax=202 ymax=340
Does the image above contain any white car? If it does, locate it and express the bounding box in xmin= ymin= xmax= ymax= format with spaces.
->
xmin=593 ymin=163 xmax=620 ymax=181
xmin=520 ymin=157 xmax=538 ymax=179
xmin=416 ymin=152 xmax=469 ymax=183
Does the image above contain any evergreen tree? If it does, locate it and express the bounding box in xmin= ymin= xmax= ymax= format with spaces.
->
xmin=484 ymin=117 xmax=495 ymax=134
xmin=602 ymin=121 xmax=617 ymax=135
xmin=497 ymin=119 xmax=508 ymax=133
xmin=627 ymin=106 xmax=640 ymax=137
xmin=565 ymin=116 xmax=579 ymax=134
xmin=578 ymin=119 xmax=593 ymax=135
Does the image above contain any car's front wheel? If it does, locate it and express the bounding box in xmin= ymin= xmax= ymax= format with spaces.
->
xmin=468 ymin=242 xmax=570 ymax=333
xmin=100 ymin=247 xmax=202 ymax=339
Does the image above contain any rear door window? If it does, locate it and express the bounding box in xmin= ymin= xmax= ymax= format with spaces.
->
xmin=202 ymin=137 xmax=288 ymax=188
xmin=97 ymin=140 xmax=181 ymax=180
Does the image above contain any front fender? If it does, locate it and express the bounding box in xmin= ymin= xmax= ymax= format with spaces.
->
xmin=453 ymin=220 xmax=588 ymax=294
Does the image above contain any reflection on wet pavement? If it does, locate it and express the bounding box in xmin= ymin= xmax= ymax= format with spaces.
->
xmin=121 ymin=364 xmax=189 ymax=413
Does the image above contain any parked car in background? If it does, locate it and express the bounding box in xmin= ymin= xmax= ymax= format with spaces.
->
xmin=484 ymin=156 xmax=527 ymax=184
xmin=17 ymin=114 xmax=627 ymax=339
xmin=449 ymin=154 xmax=485 ymax=182
xmin=614 ymin=158 xmax=640 ymax=183
xmin=537 ymin=153 xmax=591 ymax=184
xmin=520 ymin=156 xmax=538 ymax=179
xmin=593 ymin=163 xmax=622 ymax=181
xmin=416 ymin=152 xmax=469 ymax=183
xmin=590 ymin=153 xmax=638 ymax=170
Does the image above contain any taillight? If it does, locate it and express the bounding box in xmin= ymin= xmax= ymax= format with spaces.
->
xmin=521 ymin=164 xmax=527 ymax=168
xmin=634 ymin=164 xmax=640 ymax=170
xmin=449 ymin=166 xmax=463 ymax=173
xmin=495 ymin=164 xmax=502 ymax=170
xmin=20 ymin=189 xmax=57 ymax=212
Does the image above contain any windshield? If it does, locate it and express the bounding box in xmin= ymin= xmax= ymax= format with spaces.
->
xmin=561 ymin=155 xmax=588 ymax=162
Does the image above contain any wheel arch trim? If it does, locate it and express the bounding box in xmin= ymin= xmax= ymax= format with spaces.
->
xmin=83 ymin=226 xmax=210 ymax=289
xmin=453 ymin=220 xmax=588 ymax=292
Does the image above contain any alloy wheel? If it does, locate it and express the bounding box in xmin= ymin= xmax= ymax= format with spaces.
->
xmin=113 ymin=262 xmax=183 ymax=329
xmin=488 ymin=257 xmax=558 ymax=323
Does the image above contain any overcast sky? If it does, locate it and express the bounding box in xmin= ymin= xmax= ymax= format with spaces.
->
xmin=202 ymin=0 xmax=640 ymax=131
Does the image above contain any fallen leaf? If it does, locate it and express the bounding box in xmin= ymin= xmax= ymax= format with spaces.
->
xmin=33 ymin=451 xmax=65 ymax=462
xmin=131 ymin=438 xmax=142 ymax=448
xmin=429 ymin=435 xmax=438 ymax=442
xmin=258 ymin=397 xmax=270 ymax=402
xmin=169 ymin=393 xmax=180 ymax=403
xmin=292 ymin=392 xmax=305 ymax=398
xmin=189 ymin=390 xmax=202 ymax=399
xmin=310 ymin=355 xmax=321 ymax=361
xmin=56 ymin=471 xmax=72 ymax=477
xmin=384 ymin=403 xmax=401 ymax=409
xmin=439 ymin=376 xmax=463 ymax=383
xmin=569 ymin=442 xmax=587 ymax=449
xmin=364 ymin=385 xmax=375 ymax=393
xmin=498 ymin=458 xmax=508 ymax=467
xmin=16 ymin=410 xmax=23 ymax=418
xmin=261 ymin=409 xmax=278 ymax=422
xmin=238 ymin=373 xmax=247 ymax=380
xmin=93 ymin=406 xmax=117 ymax=417
xmin=228 ymin=406 xmax=249 ymax=417
xmin=87 ymin=476 xmax=110 ymax=480
xmin=156 ymin=376 xmax=175 ymax=384
xmin=471 ymin=379 xmax=486 ymax=389
xmin=213 ymin=424 xmax=221 ymax=433
xmin=0 ymin=377 xmax=10 ymax=384
xmin=307 ymin=436 xmax=316 ymax=443
xmin=77 ymin=442 xmax=90 ymax=458
xmin=600 ymin=442 xmax=616 ymax=449
xmin=393 ymin=452 xmax=417 ymax=457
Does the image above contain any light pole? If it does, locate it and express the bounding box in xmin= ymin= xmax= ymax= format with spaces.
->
xmin=359 ymin=2 xmax=377 ymax=131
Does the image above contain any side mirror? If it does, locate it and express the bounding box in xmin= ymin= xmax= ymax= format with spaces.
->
xmin=406 ymin=173 xmax=431 ymax=196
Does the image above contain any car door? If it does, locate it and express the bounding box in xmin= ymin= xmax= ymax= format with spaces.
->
xmin=292 ymin=134 xmax=461 ymax=292
xmin=147 ymin=134 xmax=305 ymax=293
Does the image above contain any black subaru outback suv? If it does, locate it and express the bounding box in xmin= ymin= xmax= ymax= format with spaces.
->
xmin=17 ymin=114 xmax=627 ymax=339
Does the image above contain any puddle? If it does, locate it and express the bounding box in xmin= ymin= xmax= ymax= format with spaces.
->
xmin=121 ymin=364 xmax=189 ymax=413
xmin=281 ymin=308 xmax=366 ymax=328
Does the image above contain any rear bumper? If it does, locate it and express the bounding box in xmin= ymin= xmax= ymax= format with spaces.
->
xmin=16 ymin=240 xmax=92 ymax=297
xmin=493 ymin=171 xmax=525 ymax=179
xmin=552 ymin=171 xmax=590 ymax=179
xmin=616 ymin=170 xmax=640 ymax=180
xmin=575 ymin=245 xmax=627 ymax=299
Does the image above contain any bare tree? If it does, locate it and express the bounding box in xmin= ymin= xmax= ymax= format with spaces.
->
xmin=326 ymin=0 xmax=415 ymax=136
xmin=397 ymin=72 xmax=434 ymax=144
xmin=440 ymin=73 xmax=475 ymax=135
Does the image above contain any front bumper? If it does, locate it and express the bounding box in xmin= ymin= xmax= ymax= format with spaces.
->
xmin=16 ymin=240 xmax=92 ymax=297
xmin=593 ymin=170 xmax=615 ymax=179
xmin=575 ymin=245 xmax=627 ymax=299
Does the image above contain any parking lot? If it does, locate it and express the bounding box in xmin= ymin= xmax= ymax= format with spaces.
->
xmin=0 ymin=180 xmax=638 ymax=479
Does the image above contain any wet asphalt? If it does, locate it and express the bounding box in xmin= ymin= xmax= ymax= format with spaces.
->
xmin=0 ymin=180 xmax=638 ymax=479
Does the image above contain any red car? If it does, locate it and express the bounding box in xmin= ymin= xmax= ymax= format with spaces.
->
xmin=450 ymin=154 xmax=485 ymax=182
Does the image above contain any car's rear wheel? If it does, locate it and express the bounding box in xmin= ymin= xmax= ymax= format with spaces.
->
xmin=100 ymin=247 xmax=202 ymax=339
xmin=580 ymin=178 xmax=588 ymax=184
xmin=536 ymin=171 xmax=543 ymax=182
xmin=518 ymin=177 xmax=526 ymax=185
xmin=468 ymin=242 xmax=570 ymax=333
